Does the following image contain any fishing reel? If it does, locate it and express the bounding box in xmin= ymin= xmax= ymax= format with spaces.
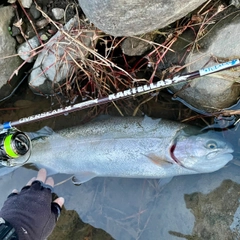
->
xmin=0 ymin=128 xmax=31 ymax=167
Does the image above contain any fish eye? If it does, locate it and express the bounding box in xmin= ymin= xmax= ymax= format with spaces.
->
xmin=206 ymin=141 xmax=218 ymax=149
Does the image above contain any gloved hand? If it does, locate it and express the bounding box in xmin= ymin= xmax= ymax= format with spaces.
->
xmin=0 ymin=168 xmax=64 ymax=240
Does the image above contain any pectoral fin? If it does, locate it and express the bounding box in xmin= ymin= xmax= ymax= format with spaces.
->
xmin=146 ymin=153 xmax=172 ymax=167
xmin=72 ymin=172 xmax=98 ymax=185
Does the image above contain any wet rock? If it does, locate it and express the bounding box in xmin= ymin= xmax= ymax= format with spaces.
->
xmin=35 ymin=18 xmax=49 ymax=29
xmin=0 ymin=6 xmax=23 ymax=100
xmin=30 ymin=4 xmax=41 ymax=19
xmin=78 ymin=0 xmax=206 ymax=36
xmin=20 ymin=0 xmax=32 ymax=8
xmin=15 ymin=35 xmax=25 ymax=44
xmin=17 ymin=35 xmax=41 ymax=62
xmin=170 ymin=14 xmax=240 ymax=112
xmin=11 ymin=18 xmax=27 ymax=37
xmin=52 ymin=8 xmax=65 ymax=20
xmin=121 ymin=32 xmax=156 ymax=56
xmin=11 ymin=25 xmax=21 ymax=37
xmin=230 ymin=0 xmax=240 ymax=8
xmin=28 ymin=16 xmax=94 ymax=95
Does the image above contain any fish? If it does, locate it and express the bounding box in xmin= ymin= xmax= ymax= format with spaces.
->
xmin=0 ymin=117 xmax=234 ymax=184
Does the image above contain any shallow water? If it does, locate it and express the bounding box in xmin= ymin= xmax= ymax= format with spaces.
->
xmin=0 ymin=162 xmax=240 ymax=239
xmin=0 ymin=82 xmax=240 ymax=239
xmin=53 ymin=164 xmax=240 ymax=240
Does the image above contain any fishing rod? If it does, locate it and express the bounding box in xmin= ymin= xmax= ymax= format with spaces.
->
xmin=0 ymin=58 xmax=239 ymax=166
xmin=1 ymin=59 xmax=239 ymax=131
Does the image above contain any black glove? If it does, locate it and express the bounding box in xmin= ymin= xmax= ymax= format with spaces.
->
xmin=0 ymin=169 xmax=64 ymax=240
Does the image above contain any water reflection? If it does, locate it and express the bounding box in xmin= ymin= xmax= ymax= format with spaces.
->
xmin=0 ymin=162 xmax=240 ymax=239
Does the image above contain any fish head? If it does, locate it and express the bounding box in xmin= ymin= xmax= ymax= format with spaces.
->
xmin=170 ymin=130 xmax=234 ymax=173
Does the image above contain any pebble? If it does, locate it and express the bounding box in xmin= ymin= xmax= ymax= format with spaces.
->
xmin=52 ymin=8 xmax=65 ymax=20
xmin=15 ymin=35 xmax=25 ymax=44
xmin=36 ymin=18 xmax=49 ymax=29
xmin=30 ymin=4 xmax=42 ymax=19
xmin=20 ymin=0 xmax=32 ymax=8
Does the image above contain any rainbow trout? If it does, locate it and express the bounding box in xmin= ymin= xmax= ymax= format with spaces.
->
xmin=1 ymin=117 xmax=234 ymax=184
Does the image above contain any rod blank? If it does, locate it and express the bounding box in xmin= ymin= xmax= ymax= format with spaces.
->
xmin=1 ymin=59 xmax=240 ymax=130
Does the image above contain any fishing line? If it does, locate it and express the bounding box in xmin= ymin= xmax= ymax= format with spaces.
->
xmin=0 ymin=59 xmax=239 ymax=130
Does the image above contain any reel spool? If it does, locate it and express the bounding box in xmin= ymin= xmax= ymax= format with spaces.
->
xmin=0 ymin=128 xmax=31 ymax=167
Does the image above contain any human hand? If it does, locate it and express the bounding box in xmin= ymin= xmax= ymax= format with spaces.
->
xmin=0 ymin=168 xmax=64 ymax=240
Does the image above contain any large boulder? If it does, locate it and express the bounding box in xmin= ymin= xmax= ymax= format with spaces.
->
xmin=170 ymin=13 xmax=240 ymax=112
xmin=78 ymin=0 xmax=207 ymax=36
xmin=0 ymin=6 xmax=23 ymax=101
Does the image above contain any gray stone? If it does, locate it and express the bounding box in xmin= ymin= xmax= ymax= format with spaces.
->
xmin=121 ymin=33 xmax=156 ymax=56
xmin=20 ymin=0 xmax=32 ymax=8
xmin=78 ymin=0 xmax=206 ymax=36
xmin=170 ymin=14 xmax=240 ymax=112
xmin=230 ymin=0 xmax=240 ymax=8
xmin=17 ymin=35 xmax=41 ymax=62
xmin=28 ymin=16 xmax=94 ymax=95
xmin=52 ymin=8 xmax=65 ymax=20
xmin=35 ymin=19 xmax=49 ymax=29
xmin=30 ymin=4 xmax=41 ymax=19
xmin=0 ymin=6 xmax=23 ymax=100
